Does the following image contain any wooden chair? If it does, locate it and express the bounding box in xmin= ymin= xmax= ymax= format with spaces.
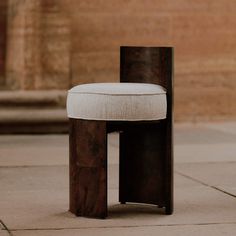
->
xmin=67 ymin=46 xmax=174 ymax=218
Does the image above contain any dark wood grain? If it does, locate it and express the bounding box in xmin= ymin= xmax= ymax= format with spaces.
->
xmin=163 ymin=48 xmax=174 ymax=215
xmin=119 ymin=122 xmax=166 ymax=206
xmin=69 ymin=118 xmax=107 ymax=218
xmin=120 ymin=46 xmax=173 ymax=90
xmin=120 ymin=46 xmax=174 ymax=214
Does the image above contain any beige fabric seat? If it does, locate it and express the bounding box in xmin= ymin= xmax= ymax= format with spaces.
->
xmin=67 ymin=83 xmax=167 ymax=121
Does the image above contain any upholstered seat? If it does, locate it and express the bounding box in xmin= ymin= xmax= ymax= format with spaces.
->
xmin=67 ymin=82 xmax=167 ymax=121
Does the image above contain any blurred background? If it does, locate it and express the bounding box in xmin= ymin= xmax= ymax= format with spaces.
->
xmin=0 ymin=0 xmax=235 ymax=133
xmin=0 ymin=2 xmax=236 ymax=233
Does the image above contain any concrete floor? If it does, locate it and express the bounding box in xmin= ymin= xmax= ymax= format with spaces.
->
xmin=0 ymin=122 xmax=236 ymax=236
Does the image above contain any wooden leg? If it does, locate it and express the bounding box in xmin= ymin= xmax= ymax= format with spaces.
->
xmin=69 ymin=119 xmax=107 ymax=218
xmin=119 ymin=122 xmax=166 ymax=207
xmin=165 ymin=118 xmax=173 ymax=215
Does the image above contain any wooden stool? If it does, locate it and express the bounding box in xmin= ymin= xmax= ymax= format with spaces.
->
xmin=67 ymin=46 xmax=174 ymax=218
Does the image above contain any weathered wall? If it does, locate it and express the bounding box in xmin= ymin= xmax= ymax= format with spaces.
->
xmin=6 ymin=0 xmax=71 ymax=90
xmin=0 ymin=0 xmax=7 ymax=85
xmin=4 ymin=0 xmax=236 ymax=121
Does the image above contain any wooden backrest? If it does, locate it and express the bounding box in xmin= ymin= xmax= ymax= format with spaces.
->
xmin=120 ymin=46 xmax=174 ymax=121
xmin=120 ymin=46 xmax=173 ymax=92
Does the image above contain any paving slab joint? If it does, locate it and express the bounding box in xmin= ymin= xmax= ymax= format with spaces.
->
xmin=0 ymin=219 xmax=14 ymax=236
xmin=175 ymin=170 xmax=236 ymax=199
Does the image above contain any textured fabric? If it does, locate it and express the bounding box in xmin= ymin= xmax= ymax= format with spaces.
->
xmin=67 ymin=83 xmax=167 ymax=121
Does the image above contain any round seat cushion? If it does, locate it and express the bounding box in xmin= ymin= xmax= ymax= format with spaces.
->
xmin=67 ymin=83 xmax=167 ymax=121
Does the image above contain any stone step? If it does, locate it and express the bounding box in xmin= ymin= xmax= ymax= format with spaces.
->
xmin=0 ymin=90 xmax=67 ymax=108
xmin=0 ymin=90 xmax=68 ymax=133
xmin=0 ymin=108 xmax=68 ymax=134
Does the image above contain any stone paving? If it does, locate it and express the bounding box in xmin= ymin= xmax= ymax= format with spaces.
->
xmin=0 ymin=122 xmax=236 ymax=235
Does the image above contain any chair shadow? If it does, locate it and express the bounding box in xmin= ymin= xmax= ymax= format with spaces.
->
xmin=107 ymin=203 xmax=165 ymax=219
xmin=58 ymin=203 xmax=165 ymax=220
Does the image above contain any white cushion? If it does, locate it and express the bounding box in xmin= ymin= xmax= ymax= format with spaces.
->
xmin=67 ymin=83 xmax=167 ymax=121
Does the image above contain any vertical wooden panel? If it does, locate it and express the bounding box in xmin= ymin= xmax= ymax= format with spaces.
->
xmin=69 ymin=118 xmax=107 ymax=218
xmin=165 ymin=49 xmax=174 ymax=214
xmin=120 ymin=46 xmax=173 ymax=90
xmin=119 ymin=122 xmax=166 ymax=206
xmin=120 ymin=46 xmax=173 ymax=214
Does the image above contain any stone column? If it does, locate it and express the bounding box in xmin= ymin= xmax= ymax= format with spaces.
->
xmin=6 ymin=0 xmax=71 ymax=90
xmin=6 ymin=0 xmax=41 ymax=89
xmin=0 ymin=0 xmax=8 ymax=86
